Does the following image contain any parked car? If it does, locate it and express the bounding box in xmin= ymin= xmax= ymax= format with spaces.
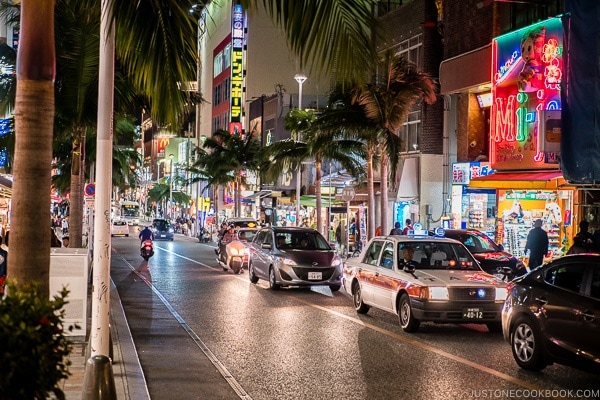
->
xmin=111 ymin=220 xmax=130 ymax=237
xmin=502 ymin=254 xmax=600 ymax=372
xmin=343 ymin=229 xmax=507 ymax=332
xmin=152 ymin=219 xmax=174 ymax=241
xmin=439 ymin=229 xmax=527 ymax=281
xmin=247 ymin=226 xmax=343 ymax=291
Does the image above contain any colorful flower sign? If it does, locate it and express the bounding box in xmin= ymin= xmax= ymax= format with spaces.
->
xmin=491 ymin=17 xmax=563 ymax=170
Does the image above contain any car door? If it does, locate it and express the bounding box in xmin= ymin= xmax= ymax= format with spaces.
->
xmin=250 ymin=229 xmax=270 ymax=278
xmin=356 ymin=240 xmax=384 ymax=305
xmin=541 ymin=261 xmax=589 ymax=359
xmin=372 ymin=241 xmax=397 ymax=312
xmin=578 ymin=262 xmax=600 ymax=362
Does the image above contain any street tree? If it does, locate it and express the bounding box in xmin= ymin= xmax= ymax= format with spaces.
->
xmin=191 ymin=129 xmax=263 ymax=218
xmin=352 ymin=51 xmax=437 ymax=236
xmin=263 ymin=109 xmax=366 ymax=234
xmin=10 ymin=0 xmax=378 ymax=292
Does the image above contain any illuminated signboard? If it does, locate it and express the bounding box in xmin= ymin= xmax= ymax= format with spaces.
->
xmin=229 ymin=4 xmax=245 ymax=135
xmin=491 ymin=17 xmax=563 ymax=170
xmin=452 ymin=162 xmax=495 ymax=185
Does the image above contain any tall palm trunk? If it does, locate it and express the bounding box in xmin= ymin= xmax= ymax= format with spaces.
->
xmin=234 ymin=174 xmax=241 ymax=217
xmin=380 ymin=150 xmax=389 ymax=236
xmin=69 ymin=126 xmax=86 ymax=247
xmin=315 ymin=158 xmax=323 ymax=235
xmin=9 ymin=0 xmax=56 ymax=294
xmin=366 ymin=148 xmax=375 ymax=240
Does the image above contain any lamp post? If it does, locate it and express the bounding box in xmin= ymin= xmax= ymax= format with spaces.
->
xmin=169 ymin=153 xmax=174 ymax=220
xmin=294 ymin=73 xmax=307 ymax=226
xmin=156 ymin=160 xmax=162 ymax=217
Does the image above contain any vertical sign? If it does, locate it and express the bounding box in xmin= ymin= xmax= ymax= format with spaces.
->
xmin=229 ymin=3 xmax=245 ymax=135
xmin=491 ymin=17 xmax=563 ymax=170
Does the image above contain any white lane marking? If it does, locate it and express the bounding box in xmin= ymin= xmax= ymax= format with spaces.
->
xmin=119 ymin=253 xmax=252 ymax=400
xmin=147 ymin=246 xmax=549 ymax=395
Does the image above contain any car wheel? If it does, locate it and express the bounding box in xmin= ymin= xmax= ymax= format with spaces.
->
xmin=248 ymin=261 xmax=259 ymax=284
xmin=126 ymin=234 xmax=129 ymax=237
xmin=268 ymin=267 xmax=280 ymax=290
xmin=486 ymin=322 xmax=502 ymax=333
xmin=329 ymin=284 xmax=341 ymax=292
xmin=398 ymin=293 xmax=420 ymax=332
xmin=511 ymin=316 xmax=546 ymax=371
xmin=352 ymin=281 xmax=369 ymax=314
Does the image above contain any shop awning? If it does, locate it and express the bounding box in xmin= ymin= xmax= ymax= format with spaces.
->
xmin=243 ymin=190 xmax=271 ymax=200
xmin=300 ymin=195 xmax=344 ymax=208
xmin=469 ymin=170 xmax=565 ymax=189
xmin=396 ymin=158 xmax=419 ymax=201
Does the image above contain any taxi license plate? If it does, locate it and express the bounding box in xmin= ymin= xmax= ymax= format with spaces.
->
xmin=462 ymin=307 xmax=483 ymax=319
xmin=308 ymin=271 xmax=322 ymax=280
xmin=118 ymin=230 xmax=123 ymax=234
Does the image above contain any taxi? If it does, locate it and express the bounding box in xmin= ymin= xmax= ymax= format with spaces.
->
xmin=343 ymin=226 xmax=507 ymax=332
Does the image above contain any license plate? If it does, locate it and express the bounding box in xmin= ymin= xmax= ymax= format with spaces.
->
xmin=118 ymin=230 xmax=123 ymax=234
xmin=462 ymin=307 xmax=483 ymax=319
xmin=308 ymin=271 xmax=322 ymax=280
xmin=161 ymin=234 xmax=166 ymax=237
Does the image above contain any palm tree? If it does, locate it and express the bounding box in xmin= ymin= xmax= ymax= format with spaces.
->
xmin=263 ymin=109 xmax=366 ymax=234
xmin=352 ymin=51 xmax=437 ymax=236
xmin=191 ymin=130 xmax=263 ymax=218
xmin=10 ymin=0 xmax=379 ymax=290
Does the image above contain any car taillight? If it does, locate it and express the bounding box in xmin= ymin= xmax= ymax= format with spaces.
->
xmin=506 ymin=281 xmax=516 ymax=292
xmin=0 ymin=276 xmax=5 ymax=285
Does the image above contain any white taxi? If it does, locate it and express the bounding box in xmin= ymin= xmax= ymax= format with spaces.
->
xmin=343 ymin=227 xmax=507 ymax=332
xmin=111 ymin=220 xmax=130 ymax=237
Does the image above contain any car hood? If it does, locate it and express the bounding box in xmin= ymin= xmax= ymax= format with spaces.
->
xmin=278 ymin=249 xmax=335 ymax=267
xmin=404 ymin=269 xmax=504 ymax=287
xmin=472 ymin=251 xmax=518 ymax=268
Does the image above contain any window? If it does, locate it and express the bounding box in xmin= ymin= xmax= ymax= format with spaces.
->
xmin=395 ymin=34 xmax=422 ymax=68
xmin=399 ymin=111 xmax=421 ymax=153
xmin=545 ymin=264 xmax=585 ymax=294
xmin=379 ymin=242 xmax=394 ymax=270
xmin=364 ymin=240 xmax=384 ymax=265
xmin=213 ymin=51 xmax=223 ymax=77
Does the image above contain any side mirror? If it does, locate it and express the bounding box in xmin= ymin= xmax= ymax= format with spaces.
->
xmin=403 ymin=262 xmax=416 ymax=273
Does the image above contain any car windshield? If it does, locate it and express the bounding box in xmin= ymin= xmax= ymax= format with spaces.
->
xmin=153 ymin=220 xmax=170 ymax=230
xmin=114 ymin=221 xmax=127 ymax=226
xmin=238 ymin=229 xmax=257 ymax=242
xmin=277 ymin=231 xmax=331 ymax=250
xmin=398 ymin=241 xmax=479 ymax=271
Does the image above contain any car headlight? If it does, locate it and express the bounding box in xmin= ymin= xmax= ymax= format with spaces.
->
xmin=495 ymin=287 xmax=508 ymax=301
xmin=418 ymin=286 xmax=449 ymax=300
xmin=331 ymin=255 xmax=342 ymax=267
xmin=277 ymin=257 xmax=297 ymax=266
xmin=168 ymin=228 xmax=174 ymax=233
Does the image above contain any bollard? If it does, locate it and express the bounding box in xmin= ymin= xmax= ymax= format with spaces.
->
xmin=82 ymin=355 xmax=117 ymax=400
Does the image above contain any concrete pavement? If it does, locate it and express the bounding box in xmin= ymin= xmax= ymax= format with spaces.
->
xmin=61 ymin=280 xmax=149 ymax=400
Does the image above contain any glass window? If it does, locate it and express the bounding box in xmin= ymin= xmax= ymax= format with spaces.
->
xmin=590 ymin=265 xmax=600 ymax=300
xmin=363 ymin=240 xmax=384 ymax=265
xmin=223 ymin=44 xmax=231 ymax=68
xmin=544 ymin=263 xmax=585 ymax=294
xmin=399 ymin=111 xmax=421 ymax=153
xmin=379 ymin=241 xmax=394 ymax=269
xmin=394 ymin=34 xmax=422 ymax=68
xmin=213 ymin=51 xmax=223 ymax=77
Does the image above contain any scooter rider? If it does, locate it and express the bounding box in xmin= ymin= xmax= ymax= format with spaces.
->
xmin=139 ymin=225 xmax=154 ymax=243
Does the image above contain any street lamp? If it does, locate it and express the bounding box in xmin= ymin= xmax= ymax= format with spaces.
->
xmin=169 ymin=153 xmax=174 ymax=220
xmin=294 ymin=73 xmax=307 ymax=226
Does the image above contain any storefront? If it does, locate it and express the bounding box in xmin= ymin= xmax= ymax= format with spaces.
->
xmin=469 ymin=170 xmax=574 ymax=258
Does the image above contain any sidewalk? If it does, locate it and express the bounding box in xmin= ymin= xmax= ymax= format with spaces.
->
xmin=61 ymin=281 xmax=149 ymax=400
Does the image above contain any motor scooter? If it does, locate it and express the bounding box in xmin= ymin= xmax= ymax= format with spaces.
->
xmin=141 ymin=239 xmax=154 ymax=261
xmin=216 ymin=239 xmax=247 ymax=274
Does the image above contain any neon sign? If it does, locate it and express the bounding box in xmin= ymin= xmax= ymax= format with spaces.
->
xmin=490 ymin=17 xmax=563 ymax=170
xmin=229 ymin=4 xmax=245 ymax=134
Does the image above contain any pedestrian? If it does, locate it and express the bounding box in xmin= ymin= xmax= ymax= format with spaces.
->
xmin=402 ymin=218 xmax=413 ymax=235
xmin=574 ymin=220 xmax=594 ymax=252
xmin=61 ymin=218 xmax=69 ymax=235
xmin=62 ymin=236 xmax=70 ymax=248
xmin=524 ymin=219 xmax=549 ymax=269
xmin=335 ymin=223 xmax=342 ymax=246
xmin=390 ymin=221 xmax=402 ymax=235
xmin=375 ymin=226 xmax=382 ymax=236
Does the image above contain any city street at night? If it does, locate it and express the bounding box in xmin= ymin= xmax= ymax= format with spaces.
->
xmin=109 ymin=234 xmax=600 ymax=400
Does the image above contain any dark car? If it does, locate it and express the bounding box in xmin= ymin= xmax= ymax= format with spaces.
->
xmin=152 ymin=219 xmax=174 ymax=241
xmin=502 ymin=254 xmax=600 ymax=372
xmin=439 ymin=229 xmax=527 ymax=281
xmin=226 ymin=217 xmax=259 ymax=230
xmin=247 ymin=227 xmax=343 ymax=291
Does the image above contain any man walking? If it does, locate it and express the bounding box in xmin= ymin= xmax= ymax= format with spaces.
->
xmin=525 ymin=219 xmax=548 ymax=269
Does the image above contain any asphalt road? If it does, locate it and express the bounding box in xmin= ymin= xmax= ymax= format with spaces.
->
xmin=110 ymin=234 xmax=600 ymax=400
